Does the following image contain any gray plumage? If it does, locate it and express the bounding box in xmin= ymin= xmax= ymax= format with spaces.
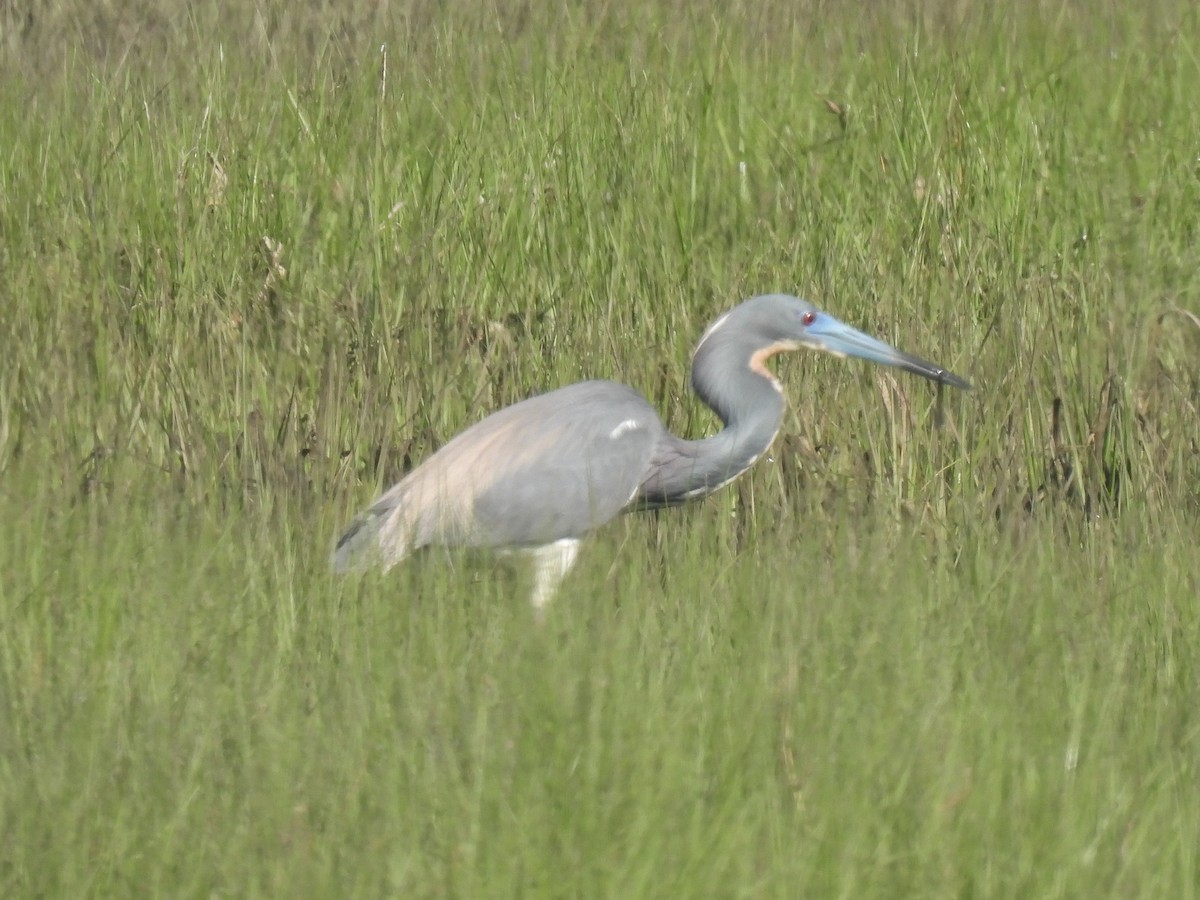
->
xmin=334 ymin=293 xmax=970 ymax=609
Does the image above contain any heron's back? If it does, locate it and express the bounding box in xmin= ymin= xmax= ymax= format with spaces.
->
xmin=333 ymin=380 xmax=664 ymax=570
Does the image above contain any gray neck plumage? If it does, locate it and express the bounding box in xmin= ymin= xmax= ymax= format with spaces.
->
xmin=634 ymin=335 xmax=785 ymax=509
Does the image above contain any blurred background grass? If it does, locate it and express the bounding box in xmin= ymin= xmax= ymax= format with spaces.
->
xmin=0 ymin=0 xmax=1197 ymax=896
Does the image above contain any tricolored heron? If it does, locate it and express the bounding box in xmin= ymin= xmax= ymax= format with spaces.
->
xmin=334 ymin=293 xmax=970 ymax=609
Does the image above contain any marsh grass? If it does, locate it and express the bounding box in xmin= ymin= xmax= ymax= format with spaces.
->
xmin=1 ymin=0 xmax=1198 ymax=896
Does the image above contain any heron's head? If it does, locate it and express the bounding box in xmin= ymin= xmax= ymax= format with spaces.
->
xmin=696 ymin=293 xmax=971 ymax=391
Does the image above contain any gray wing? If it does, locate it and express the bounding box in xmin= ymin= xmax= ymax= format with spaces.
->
xmin=469 ymin=382 xmax=664 ymax=545
xmin=333 ymin=381 xmax=663 ymax=570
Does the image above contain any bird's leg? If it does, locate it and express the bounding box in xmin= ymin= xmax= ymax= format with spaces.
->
xmin=528 ymin=539 xmax=581 ymax=615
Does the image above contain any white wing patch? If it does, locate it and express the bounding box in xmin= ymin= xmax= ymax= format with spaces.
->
xmin=609 ymin=418 xmax=642 ymax=440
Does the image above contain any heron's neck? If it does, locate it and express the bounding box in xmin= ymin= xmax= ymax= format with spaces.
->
xmin=638 ymin=357 xmax=785 ymax=507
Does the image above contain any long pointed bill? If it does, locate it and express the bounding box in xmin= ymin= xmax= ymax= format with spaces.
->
xmin=805 ymin=314 xmax=972 ymax=390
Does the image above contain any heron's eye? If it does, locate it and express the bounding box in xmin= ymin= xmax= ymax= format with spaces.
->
xmin=801 ymin=311 xmax=817 ymax=326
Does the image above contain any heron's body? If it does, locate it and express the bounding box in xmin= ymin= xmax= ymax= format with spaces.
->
xmin=336 ymin=382 xmax=660 ymax=555
xmin=334 ymin=294 xmax=970 ymax=609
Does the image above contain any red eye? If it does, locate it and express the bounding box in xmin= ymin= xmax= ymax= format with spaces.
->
xmin=802 ymin=311 xmax=817 ymax=326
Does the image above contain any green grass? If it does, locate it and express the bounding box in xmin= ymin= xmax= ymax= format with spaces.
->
xmin=1 ymin=0 xmax=1199 ymax=896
